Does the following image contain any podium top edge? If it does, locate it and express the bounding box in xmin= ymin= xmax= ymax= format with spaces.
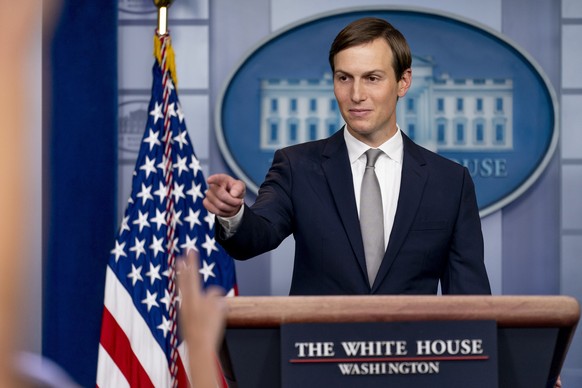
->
xmin=225 ymin=295 xmax=581 ymax=328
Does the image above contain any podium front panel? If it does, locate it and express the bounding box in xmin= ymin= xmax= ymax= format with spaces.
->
xmin=223 ymin=326 xmax=561 ymax=388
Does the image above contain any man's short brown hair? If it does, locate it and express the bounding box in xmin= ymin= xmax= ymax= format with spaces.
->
xmin=329 ymin=17 xmax=412 ymax=80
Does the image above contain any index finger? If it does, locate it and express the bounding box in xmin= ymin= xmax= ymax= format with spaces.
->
xmin=206 ymin=173 xmax=234 ymax=187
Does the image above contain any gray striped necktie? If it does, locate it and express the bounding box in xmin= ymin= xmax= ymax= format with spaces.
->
xmin=360 ymin=148 xmax=385 ymax=286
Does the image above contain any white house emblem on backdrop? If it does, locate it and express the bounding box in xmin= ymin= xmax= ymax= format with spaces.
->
xmin=259 ymin=58 xmax=513 ymax=155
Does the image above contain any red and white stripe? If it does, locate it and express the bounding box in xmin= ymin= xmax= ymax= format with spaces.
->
xmin=97 ymin=266 xmax=190 ymax=387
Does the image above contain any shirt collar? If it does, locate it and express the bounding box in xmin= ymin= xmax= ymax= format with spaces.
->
xmin=344 ymin=125 xmax=404 ymax=165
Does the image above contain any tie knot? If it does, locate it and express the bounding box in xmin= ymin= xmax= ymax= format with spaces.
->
xmin=365 ymin=148 xmax=383 ymax=168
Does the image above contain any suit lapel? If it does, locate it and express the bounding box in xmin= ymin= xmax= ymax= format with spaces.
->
xmin=372 ymin=134 xmax=428 ymax=291
xmin=321 ymin=130 xmax=367 ymax=276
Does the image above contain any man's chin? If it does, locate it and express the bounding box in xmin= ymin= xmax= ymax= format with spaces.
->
xmin=346 ymin=125 xmax=373 ymax=136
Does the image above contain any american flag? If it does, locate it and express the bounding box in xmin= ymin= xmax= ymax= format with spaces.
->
xmin=97 ymin=34 xmax=236 ymax=387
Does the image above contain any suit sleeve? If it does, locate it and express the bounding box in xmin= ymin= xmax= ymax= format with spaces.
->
xmin=441 ymin=168 xmax=492 ymax=295
xmin=216 ymin=149 xmax=294 ymax=260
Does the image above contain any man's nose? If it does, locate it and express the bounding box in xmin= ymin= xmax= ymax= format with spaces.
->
xmin=351 ymin=80 xmax=366 ymax=102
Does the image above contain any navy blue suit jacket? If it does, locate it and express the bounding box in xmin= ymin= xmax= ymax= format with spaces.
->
xmin=217 ymin=129 xmax=491 ymax=295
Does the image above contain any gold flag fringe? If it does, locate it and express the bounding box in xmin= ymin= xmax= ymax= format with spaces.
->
xmin=154 ymin=34 xmax=178 ymax=89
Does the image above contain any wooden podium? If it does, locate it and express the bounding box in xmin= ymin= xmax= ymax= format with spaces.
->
xmin=220 ymin=296 xmax=580 ymax=388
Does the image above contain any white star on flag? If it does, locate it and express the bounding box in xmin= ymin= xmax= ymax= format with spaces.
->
xmin=172 ymin=182 xmax=186 ymax=202
xmin=160 ymin=289 xmax=172 ymax=311
xmin=149 ymin=101 xmax=163 ymax=124
xmin=141 ymin=290 xmax=159 ymax=312
xmin=129 ymin=237 xmax=147 ymax=260
xmin=173 ymin=155 xmax=189 ymax=177
xmin=149 ymin=236 xmax=165 ymax=258
xmin=187 ymin=182 xmax=204 ymax=202
xmin=146 ymin=262 xmax=162 ymax=285
xmin=184 ymin=208 xmax=202 ymax=229
xmin=198 ymin=260 xmax=216 ymax=282
xmin=204 ymin=212 xmax=216 ymax=230
xmin=150 ymin=208 xmax=167 ymax=231
xmin=153 ymin=182 xmax=168 ymax=203
xmin=189 ymin=155 xmax=201 ymax=176
xmin=127 ymin=264 xmax=143 ymax=286
xmin=173 ymin=130 xmax=188 ymax=150
xmin=176 ymin=102 xmax=185 ymax=123
xmin=180 ymin=235 xmax=198 ymax=254
xmin=157 ymin=316 xmax=172 ymax=338
xmin=201 ymin=234 xmax=219 ymax=257
xmin=111 ymin=241 xmax=127 ymax=262
xmin=136 ymin=183 xmax=153 ymax=205
xmin=166 ymin=102 xmax=177 ymax=118
xmin=140 ymin=156 xmax=157 ymax=178
xmin=133 ymin=210 xmax=150 ymax=232
xmin=143 ymin=128 xmax=161 ymax=151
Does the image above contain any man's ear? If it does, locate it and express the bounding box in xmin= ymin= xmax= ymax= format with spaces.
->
xmin=397 ymin=68 xmax=412 ymax=97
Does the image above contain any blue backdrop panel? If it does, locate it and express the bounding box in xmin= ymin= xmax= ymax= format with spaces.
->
xmin=43 ymin=1 xmax=117 ymax=386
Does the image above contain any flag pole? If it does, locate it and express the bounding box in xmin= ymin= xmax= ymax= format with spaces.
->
xmin=154 ymin=0 xmax=174 ymax=36
xmin=154 ymin=1 xmax=180 ymax=386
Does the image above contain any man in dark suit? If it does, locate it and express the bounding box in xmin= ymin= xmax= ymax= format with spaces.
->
xmin=204 ymin=17 xmax=491 ymax=295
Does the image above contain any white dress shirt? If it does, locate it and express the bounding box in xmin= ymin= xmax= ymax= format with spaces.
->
xmin=344 ymin=127 xmax=403 ymax=247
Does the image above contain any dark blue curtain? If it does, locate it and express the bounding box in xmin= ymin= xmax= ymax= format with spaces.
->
xmin=43 ymin=1 xmax=117 ymax=386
